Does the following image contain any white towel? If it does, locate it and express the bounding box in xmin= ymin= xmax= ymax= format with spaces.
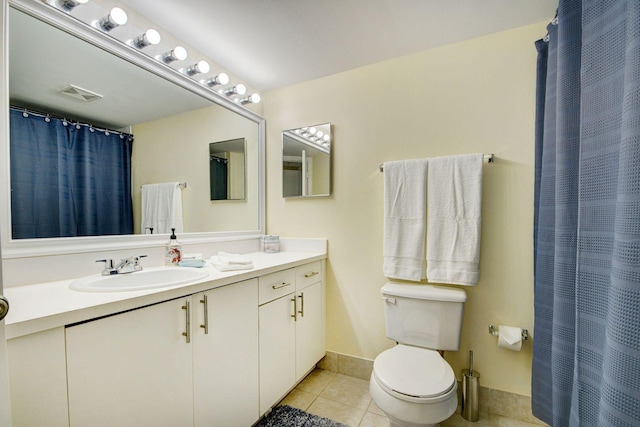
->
xmin=210 ymin=256 xmax=254 ymax=271
xmin=426 ymin=154 xmax=483 ymax=286
xmin=141 ymin=182 xmax=183 ymax=234
xmin=383 ymin=159 xmax=429 ymax=281
xmin=218 ymin=251 xmax=253 ymax=265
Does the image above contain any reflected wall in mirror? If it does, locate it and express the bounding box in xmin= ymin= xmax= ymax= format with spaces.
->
xmin=6 ymin=3 xmax=263 ymax=245
xmin=209 ymin=138 xmax=246 ymax=201
xmin=282 ymin=123 xmax=331 ymax=198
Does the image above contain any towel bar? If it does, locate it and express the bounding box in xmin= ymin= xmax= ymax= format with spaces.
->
xmin=140 ymin=182 xmax=187 ymax=189
xmin=379 ymin=153 xmax=494 ymax=172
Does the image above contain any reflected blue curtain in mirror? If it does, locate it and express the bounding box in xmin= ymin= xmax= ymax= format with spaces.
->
xmin=10 ymin=109 xmax=134 ymax=239
xmin=533 ymin=1 xmax=640 ymax=426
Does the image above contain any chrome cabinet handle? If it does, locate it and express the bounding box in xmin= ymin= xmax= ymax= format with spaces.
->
xmin=200 ymin=295 xmax=209 ymax=335
xmin=291 ymin=296 xmax=297 ymax=321
xmin=0 ymin=296 xmax=9 ymax=321
xmin=182 ymin=301 xmax=191 ymax=344
xmin=272 ymin=282 xmax=291 ymax=290
xmin=304 ymin=271 xmax=319 ymax=278
xmin=298 ymin=292 xmax=305 ymax=318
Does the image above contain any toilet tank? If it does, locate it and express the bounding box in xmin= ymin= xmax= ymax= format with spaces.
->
xmin=381 ymin=282 xmax=467 ymax=351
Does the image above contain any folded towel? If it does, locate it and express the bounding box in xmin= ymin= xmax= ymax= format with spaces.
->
xmin=426 ymin=154 xmax=483 ymax=286
xmin=218 ymin=251 xmax=253 ymax=265
xmin=383 ymin=159 xmax=429 ymax=281
xmin=210 ymin=256 xmax=254 ymax=272
xmin=141 ymin=182 xmax=183 ymax=234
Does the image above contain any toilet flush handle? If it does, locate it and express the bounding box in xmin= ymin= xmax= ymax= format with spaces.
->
xmin=382 ymin=297 xmax=396 ymax=304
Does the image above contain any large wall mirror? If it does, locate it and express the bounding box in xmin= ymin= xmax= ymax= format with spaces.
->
xmin=2 ymin=0 xmax=265 ymax=256
xmin=282 ymin=123 xmax=331 ymax=198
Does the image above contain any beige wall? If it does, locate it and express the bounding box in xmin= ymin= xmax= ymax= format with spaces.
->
xmin=264 ymin=22 xmax=546 ymax=395
xmin=132 ymin=104 xmax=259 ymax=234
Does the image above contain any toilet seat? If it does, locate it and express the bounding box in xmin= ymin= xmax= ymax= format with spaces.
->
xmin=372 ymin=345 xmax=455 ymax=402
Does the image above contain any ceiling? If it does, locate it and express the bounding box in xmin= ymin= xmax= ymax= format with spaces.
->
xmin=119 ymin=0 xmax=558 ymax=92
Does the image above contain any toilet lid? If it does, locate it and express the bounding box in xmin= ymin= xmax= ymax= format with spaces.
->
xmin=373 ymin=345 xmax=455 ymax=400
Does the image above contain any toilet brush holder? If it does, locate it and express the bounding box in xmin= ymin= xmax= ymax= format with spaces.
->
xmin=461 ymin=350 xmax=480 ymax=422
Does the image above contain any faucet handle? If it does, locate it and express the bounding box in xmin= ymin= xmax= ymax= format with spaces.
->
xmin=132 ymin=255 xmax=148 ymax=270
xmin=96 ymin=259 xmax=115 ymax=275
xmin=96 ymin=259 xmax=114 ymax=268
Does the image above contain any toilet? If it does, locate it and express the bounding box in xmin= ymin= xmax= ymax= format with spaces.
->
xmin=369 ymin=282 xmax=467 ymax=427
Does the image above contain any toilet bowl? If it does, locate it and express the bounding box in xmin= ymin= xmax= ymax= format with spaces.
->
xmin=369 ymin=345 xmax=458 ymax=427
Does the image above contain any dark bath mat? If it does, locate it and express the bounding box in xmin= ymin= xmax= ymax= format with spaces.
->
xmin=255 ymin=405 xmax=349 ymax=427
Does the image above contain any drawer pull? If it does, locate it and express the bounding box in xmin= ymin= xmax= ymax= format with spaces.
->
xmin=304 ymin=271 xmax=319 ymax=278
xmin=272 ymin=282 xmax=292 ymax=290
xmin=182 ymin=301 xmax=191 ymax=344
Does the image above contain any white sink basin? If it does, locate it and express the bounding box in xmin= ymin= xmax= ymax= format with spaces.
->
xmin=70 ymin=267 xmax=210 ymax=292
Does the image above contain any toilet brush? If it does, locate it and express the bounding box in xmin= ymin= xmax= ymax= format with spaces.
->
xmin=461 ymin=350 xmax=480 ymax=422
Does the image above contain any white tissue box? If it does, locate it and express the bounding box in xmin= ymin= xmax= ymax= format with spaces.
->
xmin=261 ymin=235 xmax=280 ymax=253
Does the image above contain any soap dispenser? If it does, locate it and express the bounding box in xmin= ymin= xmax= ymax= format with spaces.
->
xmin=165 ymin=228 xmax=182 ymax=266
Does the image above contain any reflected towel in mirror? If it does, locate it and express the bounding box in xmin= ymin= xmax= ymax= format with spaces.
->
xmin=141 ymin=182 xmax=183 ymax=234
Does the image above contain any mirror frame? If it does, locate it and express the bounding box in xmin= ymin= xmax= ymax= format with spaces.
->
xmin=1 ymin=0 xmax=265 ymax=258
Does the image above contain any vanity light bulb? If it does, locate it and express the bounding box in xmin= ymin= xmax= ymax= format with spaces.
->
xmin=225 ymin=84 xmax=247 ymax=96
xmin=323 ymin=134 xmax=331 ymax=143
xmin=316 ymin=131 xmax=324 ymax=139
xmin=308 ymin=127 xmax=317 ymax=136
xmin=162 ymin=46 xmax=188 ymax=63
xmin=205 ymin=73 xmax=230 ymax=87
xmin=60 ymin=0 xmax=89 ymax=10
xmin=133 ymin=29 xmax=161 ymax=48
xmin=185 ymin=60 xmax=210 ymax=76
xmin=239 ymin=93 xmax=262 ymax=105
xmin=99 ymin=7 xmax=128 ymax=31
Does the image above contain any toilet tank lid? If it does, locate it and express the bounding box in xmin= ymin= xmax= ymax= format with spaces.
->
xmin=381 ymin=283 xmax=467 ymax=302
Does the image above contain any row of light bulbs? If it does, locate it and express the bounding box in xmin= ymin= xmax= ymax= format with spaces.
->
xmin=293 ymin=126 xmax=331 ymax=148
xmin=56 ymin=0 xmax=261 ymax=105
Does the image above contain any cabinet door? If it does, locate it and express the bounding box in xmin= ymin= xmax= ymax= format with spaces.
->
xmin=259 ymin=293 xmax=296 ymax=415
xmin=295 ymin=281 xmax=325 ymax=380
xmin=193 ymin=279 xmax=259 ymax=427
xmin=66 ymin=298 xmax=193 ymax=427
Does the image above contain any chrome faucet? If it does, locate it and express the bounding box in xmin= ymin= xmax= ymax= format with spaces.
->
xmin=97 ymin=255 xmax=147 ymax=275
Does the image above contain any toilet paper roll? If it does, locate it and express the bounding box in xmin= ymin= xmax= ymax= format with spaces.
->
xmin=497 ymin=325 xmax=522 ymax=351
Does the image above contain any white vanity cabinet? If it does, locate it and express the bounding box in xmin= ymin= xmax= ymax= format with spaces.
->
xmin=66 ymin=297 xmax=194 ymax=427
xmin=65 ymin=278 xmax=259 ymax=427
xmin=192 ymin=279 xmax=259 ymax=427
xmin=294 ymin=262 xmax=326 ymax=380
xmin=6 ymin=253 xmax=326 ymax=427
xmin=258 ymin=261 xmax=325 ymax=415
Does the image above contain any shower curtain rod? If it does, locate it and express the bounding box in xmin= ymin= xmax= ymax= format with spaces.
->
xmin=10 ymin=105 xmax=133 ymax=138
xmin=378 ymin=153 xmax=494 ymax=172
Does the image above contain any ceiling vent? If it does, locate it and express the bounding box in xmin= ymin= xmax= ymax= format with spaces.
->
xmin=58 ymin=84 xmax=103 ymax=102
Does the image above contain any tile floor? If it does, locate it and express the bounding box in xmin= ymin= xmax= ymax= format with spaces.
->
xmin=279 ymin=369 xmax=546 ymax=427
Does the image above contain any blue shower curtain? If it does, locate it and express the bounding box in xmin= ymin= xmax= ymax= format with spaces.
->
xmin=10 ymin=109 xmax=134 ymax=239
xmin=532 ymin=1 xmax=640 ymax=426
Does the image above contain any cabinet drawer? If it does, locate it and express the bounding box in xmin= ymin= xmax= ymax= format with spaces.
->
xmin=295 ymin=261 xmax=322 ymax=290
xmin=259 ymin=268 xmax=295 ymax=305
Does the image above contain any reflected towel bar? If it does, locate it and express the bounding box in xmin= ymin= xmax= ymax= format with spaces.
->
xmin=140 ymin=182 xmax=187 ymax=189
xmin=379 ymin=153 xmax=494 ymax=172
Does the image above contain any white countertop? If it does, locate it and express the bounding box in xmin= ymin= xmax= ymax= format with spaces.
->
xmin=4 ymin=251 xmax=326 ymax=339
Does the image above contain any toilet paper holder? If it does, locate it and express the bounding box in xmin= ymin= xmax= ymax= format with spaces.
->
xmin=488 ymin=324 xmax=529 ymax=340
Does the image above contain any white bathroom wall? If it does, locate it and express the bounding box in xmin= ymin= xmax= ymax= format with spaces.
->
xmin=263 ymin=22 xmax=546 ymax=395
